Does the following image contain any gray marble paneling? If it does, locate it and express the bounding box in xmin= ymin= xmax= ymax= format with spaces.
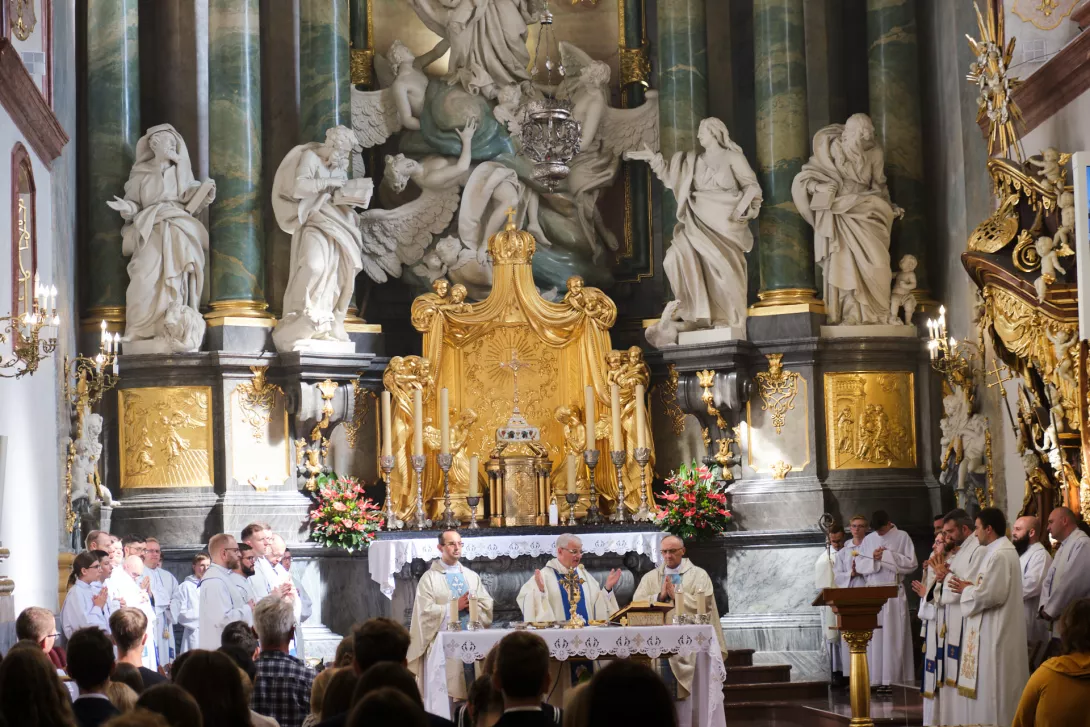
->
xmin=725 ymin=480 xmax=826 ymax=531
xmin=726 ymin=546 xmax=826 ymax=613
xmin=721 ymin=612 xmax=824 ymax=653
xmin=752 ymin=649 xmax=829 ymax=683
xmin=222 ymin=491 xmax=313 ymax=544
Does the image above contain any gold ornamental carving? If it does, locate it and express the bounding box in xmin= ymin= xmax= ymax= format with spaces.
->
xmin=656 ymin=364 xmax=687 ymax=437
xmin=986 ymin=159 xmax=1069 ymax=214
xmin=119 ymin=387 xmax=213 ymax=488
xmin=754 ymin=354 xmax=800 ymax=435
xmin=387 ymin=213 xmax=652 ymax=522
xmin=9 ymin=0 xmax=36 ymax=40
xmin=618 ymin=45 xmax=651 ymax=87
xmin=1012 ymin=0 xmax=1080 ymax=30
xmin=696 ymin=369 xmax=728 ymax=429
xmin=967 ymin=3 xmax=1024 ymax=162
xmin=770 ymin=460 xmax=792 ymax=480
xmin=350 ymin=46 xmax=374 ymax=86
xmin=825 ymin=372 xmax=917 ymax=470
xmin=235 ymin=366 xmax=283 ymax=441
xmin=968 ymin=193 xmax=1020 ymax=252
xmin=343 ymin=382 xmax=377 ymax=450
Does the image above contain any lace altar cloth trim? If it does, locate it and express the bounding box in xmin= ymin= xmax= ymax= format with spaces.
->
xmin=424 ymin=625 xmax=727 ymax=726
xmin=369 ymin=531 xmax=665 ymax=598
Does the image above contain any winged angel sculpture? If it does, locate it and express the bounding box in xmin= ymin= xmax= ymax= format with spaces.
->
xmin=348 ymin=19 xmax=660 ymax=298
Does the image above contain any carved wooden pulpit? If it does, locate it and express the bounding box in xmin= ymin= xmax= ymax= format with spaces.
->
xmin=813 ymin=586 xmax=897 ymax=727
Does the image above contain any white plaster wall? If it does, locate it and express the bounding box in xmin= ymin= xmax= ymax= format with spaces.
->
xmin=0 ymin=122 xmax=62 ymax=611
xmin=1004 ymin=1 xmax=1082 ymax=79
xmin=1022 ymin=87 xmax=1090 ymax=156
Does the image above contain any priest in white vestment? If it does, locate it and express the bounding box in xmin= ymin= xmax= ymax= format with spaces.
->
xmin=833 ymin=515 xmax=870 ymax=674
xmin=1012 ymin=515 xmax=1052 ymax=668
xmin=199 ymin=534 xmax=253 ymax=650
xmin=633 ymin=535 xmax=728 ymax=727
xmin=814 ymin=525 xmax=847 ymax=683
xmin=407 ymin=530 xmax=494 ymax=704
xmin=517 ymin=533 xmax=621 ymax=704
xmin=110 ymin=555 xmax=158 ymax=670
xmin=854 ymin=510 xmax=917 ymax=689
xmin=1040 ymin=507 xmax=1090 ymax=655
xmin=936 ymin=509 xmax=985 ymax=727
xmin=144 ymin=538 xmax=178 ymax=667
xmin=948 ymin=508 xmax=1029 ymax=727
xmin=171 ymin=553 xmax=208 ymax=654
xmin=912 ymin=532 xmax=950 ymax=726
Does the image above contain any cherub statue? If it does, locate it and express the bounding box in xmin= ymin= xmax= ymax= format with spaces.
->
xmin=444 ymin=284 xmax=471 ymax=313
xmin=1046 ymin=382 xmax=1066 ymax=433
xmin=889 ymin=254 xmax=917 ymax=325
xmin=108 ymin=124 xmax=215 ymax=353
xmin=563 ymin=276 xmax=614 ymax=326
xmin=435 ymin=236 xmax=493 ymax=301
xmin=1034 ymin=235 xmax=1066 ymax=302
xmin=1054 ymin=190 xmax=1076 ymax=252
xmin=71 ymin=412 xmax=113 ymax=509
xmin=350 ymin=40 xmax=445 ymax=148
xmin=356 ymin=117 xmax=478 ymax=285
xmin=1028 ymin=147 xmax=1064 ymax=196
xmin=271 ymin=125 xmax=374 ymax=352
xmin=1047 ymin=327 xmax=1076 ymax=384
xmin=644 ymin=300 xmax=685 ymax=349
xmin=1035 ymin=413 xmax=1064 ymax=476
xmin=492 ymin=83 xmax=523 ymax=136
xmin=412 ymin=251 xmax=447 ymax=284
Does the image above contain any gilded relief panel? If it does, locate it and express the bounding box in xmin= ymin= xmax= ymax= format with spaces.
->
xmin=745 ymin=378 xmax=811 ymax=475
xmin=824 ymin=372 xmax=917 ymax=470
xmin=119 ymin=387 xmax=214 ymax=488
xmin=229 ymin=371 xmax=291 ymax=492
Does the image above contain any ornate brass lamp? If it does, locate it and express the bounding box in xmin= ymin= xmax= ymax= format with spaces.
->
xmin=0 ymin=276 xmax=59 ymax=379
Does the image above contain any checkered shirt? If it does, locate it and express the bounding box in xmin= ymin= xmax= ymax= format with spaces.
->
xmin=251 ymin=650 xmax=316 ymax=727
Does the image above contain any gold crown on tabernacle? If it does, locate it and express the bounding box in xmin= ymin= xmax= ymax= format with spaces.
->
xmin=487 ymin=207 xmax=536 ymax=265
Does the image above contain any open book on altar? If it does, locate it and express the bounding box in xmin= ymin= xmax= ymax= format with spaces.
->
xmin=610 ymin=601 xmax=675 ymax=627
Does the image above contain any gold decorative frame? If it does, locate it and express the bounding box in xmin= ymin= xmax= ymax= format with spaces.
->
xmin=746 ymin=378 xmax=811 ymax=474
xmin=754 ymin=354 xmax=800 ymax=435
xmin=824 ymin=372 xmax=917 ymax=471
xmin=118 ymin=387 xmax=214 ymax=488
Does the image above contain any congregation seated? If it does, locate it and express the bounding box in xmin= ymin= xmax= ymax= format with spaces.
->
xmin=109 ymin=608 xmax=167 ymax=690
xmin=1014 ymin=598 xmax=1090 ymax=727
xmin=110 ymin=662 xmax=145 ymax=696
xmin=581 ymin=659 xmax=677 ymax=727
xmin=135 ymin=683 xmax=204 ymax=727
xmin=102 ymin=709 xmax=170 ymax=727
xmin=346 ymin=687 xmax=430 ymax=727
xmin=105 ymin=680 xmax=139 ymax=714
xmin=16 ymin=605 xmax=77 ymax=699
xmin=172 ymin=649 xmax=262 ymax=727
xmin=302 ymin=666 xmax=339 ymax=727
xmin=0 ymin=640 xmax=78 ymax=726
xmin=252 ymin=594 xmax=316 ymax=727
xmin=69 ymin=627 xmax=122 ymax=727
xmin=318 ymin=668 xmax=359 ymax=723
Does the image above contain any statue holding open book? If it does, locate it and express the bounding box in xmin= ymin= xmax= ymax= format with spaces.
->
xmin=272 ymin=125 xmax=375 ymax=353
xmin=108 ymin=124 xmax=216 ymax=353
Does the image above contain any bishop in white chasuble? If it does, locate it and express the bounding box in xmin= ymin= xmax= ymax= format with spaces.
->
xmin=854 ymin=512 xmax=917 ymax=686
xmin=407 ymin=531 xmax=494 ymax=702
xmin=950 ymin=509 xmax=1029 ymax=727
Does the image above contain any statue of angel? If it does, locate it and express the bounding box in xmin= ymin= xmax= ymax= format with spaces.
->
xmin=407 ymin=0 xmax=543 ymax=95
xmin=1047 ymin=326 xmax=1076 ymax=385
xmin=357 ymin=117 xmax=478 ymax=285
xmin=72 ymin=412 xmax=112 ymax=509
xmin=493 ymin=83 xmax=523 ymax=136
xmin=424 ymin=406 xmax=480 ymax=510
xmin=545 ymin=42 xmax=659 ymax=261
xmin=350 ymin=40 xmax=446 ymax=148
xmin=271 ymin=125 xmax=375 ymax=352
xmin=1034 ymin=235 xmax=1066 ymax=302
xmin=108 ymin=124 xmax=215 ymax=353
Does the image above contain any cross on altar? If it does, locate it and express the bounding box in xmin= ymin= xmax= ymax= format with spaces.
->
xmin=498 ymin=349 xmax=531 ymax=414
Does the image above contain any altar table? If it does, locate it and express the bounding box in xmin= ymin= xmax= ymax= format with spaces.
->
xmin=423 ymin=624 xmax=728 ymax=727
xmin=369 ymin=530 xmax=665 ymax=598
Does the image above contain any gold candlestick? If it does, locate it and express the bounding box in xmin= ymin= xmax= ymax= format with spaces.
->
xmin=633 ymin=446 xmax=652 ymax=521
xmin=410 ymin=454 xmax=431 ymax=530
xmin=379 ymin=455 xmax=403 ymax=530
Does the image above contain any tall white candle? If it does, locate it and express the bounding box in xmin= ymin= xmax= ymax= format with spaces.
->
xmin=381 ymin=391 xmax=393 ymax=457
xmin=610 ymin=384 xmax=622 ymax=452
xmin=567 ymin=454 xmax=578 ymax=493
xmin=468 ymin=456 xmax=479 ymax=497
xmin=412 ymin=389 xmax=423 ymax=456
xmin=449 ymin=597 xmax=459 ymax=625
xmin=440 ymin=388 xmax=450 ymax=454
xmin=584 ymin=385 xmax=595 ymax=450
xmin=696 ymin=590 xmax=707 ymax=615
xmin=469 ymin=595 xmax=479 ymax=625
xmin=635 ymin=384 xmax=648 ymax=450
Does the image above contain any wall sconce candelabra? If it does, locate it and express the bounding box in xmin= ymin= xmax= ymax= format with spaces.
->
xmin=0 ymin=275 xmax=59 ymax=379
xmin=926 ymin=305 xmax=976 ymax=390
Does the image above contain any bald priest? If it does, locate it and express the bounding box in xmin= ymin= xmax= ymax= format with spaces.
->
xmin=407 ymin=530 xmax=494 ymax=703
xmin=633 ymin=535 xmax=727 ymax=727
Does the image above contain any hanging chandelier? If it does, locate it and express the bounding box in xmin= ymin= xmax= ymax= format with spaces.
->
xmin=516 ymin=0 xmax=582 ymax=191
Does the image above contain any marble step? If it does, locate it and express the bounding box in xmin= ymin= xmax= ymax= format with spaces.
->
xmin=725 ymin=648 xmax=755 ymax=667
xmin=725 ymin=664 xmax=792 ymax=684
xmin=722 ymin=679 xmax=828 ymax=704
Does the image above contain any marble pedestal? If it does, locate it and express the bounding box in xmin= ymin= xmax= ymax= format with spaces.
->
xmin=677 ymin=327 xmax=746 ymax=345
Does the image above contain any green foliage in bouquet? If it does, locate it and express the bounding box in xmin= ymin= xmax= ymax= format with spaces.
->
xmin=307 ymin=475 xmax=384 ymax=552
xmin=656 ymin=462 xmax=732 ymax=541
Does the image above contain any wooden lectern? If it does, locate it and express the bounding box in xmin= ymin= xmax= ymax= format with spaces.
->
xmin=813 ymin=586 xmax=898 ymax=727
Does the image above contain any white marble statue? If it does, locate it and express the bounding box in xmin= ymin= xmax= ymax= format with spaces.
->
xmin=939 ymin=386 xmax=988 ymax=502
xmin=351 ymin=40 xmax=446 ymax=149
xmin=71 ymin=412 xmax=112 ymax=509
xmin=1047 ymin=327 xmax=1076 ymax=385
xmin=271 ymin=126 xmax=375 ymax=353
xmin=792 ymin=114 xmax=903 ymax=326
xmin=1034 ymin=235 xmax=1066 ymax=303
xmin=627 ymin=118 xmax=762 ymax=347
xmin=889 ymin=254 xmax=917 ymax=325
xmin=108 ymin=124 xmax=214 ymax=353
xmin=408 ymin=0 xmax=544 ymax=96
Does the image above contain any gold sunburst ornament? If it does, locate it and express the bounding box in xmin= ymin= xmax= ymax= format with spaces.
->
xmin=966 ymin=1 xmax=1024 ymax=162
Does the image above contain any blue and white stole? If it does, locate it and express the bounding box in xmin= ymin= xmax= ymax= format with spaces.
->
xmin=550 ymin=567 xmax=590 ymax=623
xmin=444 ymin=566 xmax=471 ymax=630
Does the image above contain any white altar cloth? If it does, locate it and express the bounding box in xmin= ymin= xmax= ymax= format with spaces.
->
xmin=369 ymin=531 xmax=666 ymax=598
xmin=423 ymin=624 xmax=727 ymax=726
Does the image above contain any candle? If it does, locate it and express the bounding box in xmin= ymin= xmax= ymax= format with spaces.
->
xmin=49 ymin=285 xmax=56 ymax=312
xmin=113 ymin=355 xmax=119 ymax=375
xmin=33 ymin=273 xmax=39 ymax=298
xmin=696 ymin=590 xmax=707 ymax=616
xmin=440 ymin=388 xmax=450 ymax=454
xmin=469 ymin=595 xmax=479 ymax=625
xmin=449 ymin=597 xmax=459 ymax=625
xmin=567 ymin=454 xmax=578 ymax=493
xmin=381 ymin=391 xmax=392 ymax=457
xmin=584 ymin=385 xmax=595 ymax=450
xmin=468 ymin=456 xmax=479 ymax=497
xmin=610 ymin=384 xmax=622 ymax=451
xmin=635 ymin=384 xmax=648 ymax=450
xmin=675 ymin=586 xmax=686 ymax=617
xmin=412 ymin=389 xmax=423 ymax=456
xmin=100 ymin=319 xmax=107 ymax=346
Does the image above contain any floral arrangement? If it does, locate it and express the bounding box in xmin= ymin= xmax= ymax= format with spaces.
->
xmin=656 ymin=462 xmax=732 ymax=541
xmin=307 ymin=475 xmax=384 ymax=552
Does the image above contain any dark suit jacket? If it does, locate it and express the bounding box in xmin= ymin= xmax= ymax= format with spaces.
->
xmin=493 ymin=710 xmax=557 ymax=727
xmin=139 ymin=665 xmax=168 ymax=688
xmin=316 ymin=711 xmax=454 ymax=727
xmin=73 ymin=696 xmax=120 ymax=727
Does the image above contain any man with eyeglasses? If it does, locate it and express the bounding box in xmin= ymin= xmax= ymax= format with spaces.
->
xmin=517 ymin=533 xmax=621 ymax=706
xmin=198 ymin=533 xmax=254 ymax=649
xmin=16 ymin=605 xmax=77 ymax=697
xmin=633 ymin=534 xmax=727 ymax=727
xmin=407 ymin=529 xmax=494 ymax=707
xmin=144 ymin=537 xmax=179 ymax=669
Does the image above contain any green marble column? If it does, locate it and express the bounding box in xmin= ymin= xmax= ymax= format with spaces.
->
xmin=300 ymin=0 xmax=351 ymax=143
xmin=656 ymin=0 xmax=708 ymax=256
xmin=753 ymin=0 xmax=818 ymax=304
xmin=207 ymin=0 xmax=267 ymax=316
xmin=85 ymin=0 xmax=140 ymax=327
xmin=867 ymin=0 xmax=929 ymax=295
